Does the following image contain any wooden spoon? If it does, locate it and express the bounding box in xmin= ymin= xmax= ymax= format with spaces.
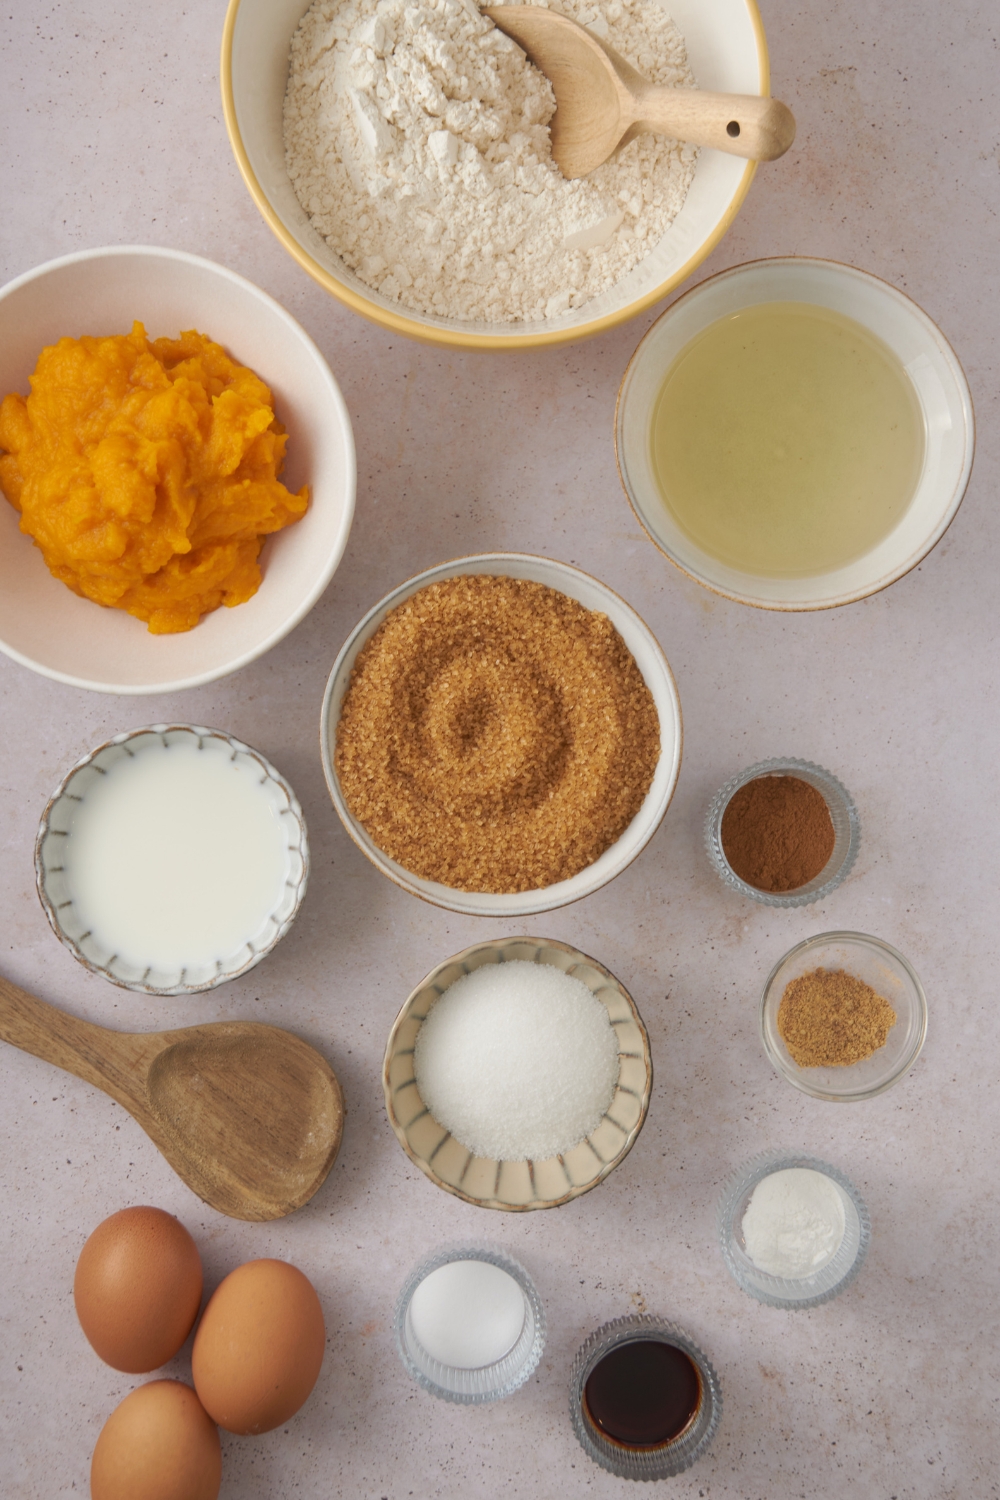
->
xmin=483 ymin=7 xmax=796 ymax=178
xmin=0 ymin=974 xmax=344 ymax=1222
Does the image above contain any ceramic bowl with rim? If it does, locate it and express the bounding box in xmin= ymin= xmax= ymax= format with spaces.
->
xmin=717 ymin=1150 xmax=871 ymax=1309
xmin=320 ymin=553 xmax=682 ymax=917
xmin=759 ymin=931 xmax=928 ymax=1101
xmin=0 ymin=246 xmax=355 ymax=693
xmin=569 ymin=1315 xmax=721 ymax=1479
xmin=394 ymin=1245 xmax=545 ymax=1403
xmin=35 ymin=725 xmax=309 ymax=996
xmin=616 ymin=257 xmax=975 ymax=609
xmin=222 ymin=0 xmax=769 ymax=350
xmin=382 ymin=938 xmax=652 ymax=1211
xmin=705 ymin=757 xmax=860 ymax=907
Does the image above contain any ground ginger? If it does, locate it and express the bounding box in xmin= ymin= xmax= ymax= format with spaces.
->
xmin=0 ymin=322 xmax=308 ymax=633
xmin=777 ymin=967 xmax=897 ymax=1067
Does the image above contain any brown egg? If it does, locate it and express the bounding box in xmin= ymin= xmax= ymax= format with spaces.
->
xmin=192 ymin=1258 xmax=325 ymax=1434
xmin=74 ymin=1206 xmax=203 ymax=1373
xmin=91 ymin=1380 xmax=221 ymax=1500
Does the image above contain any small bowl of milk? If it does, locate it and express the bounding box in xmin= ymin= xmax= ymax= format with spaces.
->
xmin=35 ymin=725 xmax=308 ymax=995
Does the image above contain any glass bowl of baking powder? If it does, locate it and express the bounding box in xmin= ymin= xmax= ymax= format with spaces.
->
xmin=718 ymin=1150 xmax=871 ymax=1309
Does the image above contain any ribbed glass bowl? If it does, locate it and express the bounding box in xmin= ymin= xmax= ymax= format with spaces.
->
xmin=717 ymin=1150 xmax=871 ymax=1309
xmin=705 ymin=757 xmax=859 ymax=907
xmin=569 ymin=1315 xmax=721 ymax=1479
xmin=394 ymin=1245 xmax=545 ymax=1404
xmin=759 ymin=931 xmax=928 ymax=1101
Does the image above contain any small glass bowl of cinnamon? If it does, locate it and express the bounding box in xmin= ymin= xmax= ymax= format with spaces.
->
xmin=759 ymin=931 xmax=928 ymax=1101
xmin=704 ymin=757 xmax=860 ymax=907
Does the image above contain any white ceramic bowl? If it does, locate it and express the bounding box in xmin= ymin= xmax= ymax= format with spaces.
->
xmin=35 ymin=724 xmax=310 ymax=995
xmin=222 ymin=0 xmax=769 ymax=349
xmin=320 ymin=554 xmax=683 ymax=916
xmin=616 ymin=257 xmax=975 ymax=609
xmin=0 ymin=246 xmax=356 ymax=692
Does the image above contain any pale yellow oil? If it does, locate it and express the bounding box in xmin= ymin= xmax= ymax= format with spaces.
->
xmin=649 ymin=301 xmax=926 ymax=577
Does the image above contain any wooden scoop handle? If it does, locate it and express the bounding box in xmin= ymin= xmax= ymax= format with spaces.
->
xmin=631 ymin=88 xmax=796 ymax=161
xmin=0 ymin=974 xmax=158 ymax=1110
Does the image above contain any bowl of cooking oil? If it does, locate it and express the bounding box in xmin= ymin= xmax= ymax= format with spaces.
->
xmin=615 ymin=257 xmax=974 ymax=610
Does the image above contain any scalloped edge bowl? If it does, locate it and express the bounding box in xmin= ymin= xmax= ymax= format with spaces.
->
xmin=382 ymin=937 xmax=652 ymax=1211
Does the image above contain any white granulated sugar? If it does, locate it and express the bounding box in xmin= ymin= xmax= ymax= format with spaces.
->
xmin=412 ymin=960 xmax=621 ymax=1161
xmin=284 ymin=0 xmax=697 ymax=322
xmin=741 ymin=1167 xmax=847 ymax=1280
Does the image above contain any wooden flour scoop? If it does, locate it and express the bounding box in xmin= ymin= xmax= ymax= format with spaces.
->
xmin=483 ymin=7 xmax=796 ymax=178
xmin=0 ymin=974 xmax=344 ymax=1222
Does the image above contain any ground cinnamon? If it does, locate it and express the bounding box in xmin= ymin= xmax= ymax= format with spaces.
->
xmin=778 ymin=967 xmax=897 ymax=1067
xmin=720 ymin=775 xmax=834 ymax=892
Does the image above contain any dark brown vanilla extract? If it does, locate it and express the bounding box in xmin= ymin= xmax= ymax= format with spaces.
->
xmin=583 ymin=1339 xmax=701 ymax=1448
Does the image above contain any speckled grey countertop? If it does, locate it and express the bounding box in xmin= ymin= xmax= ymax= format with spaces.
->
xmin=2 ymin=2 xmax=998 ymax=1497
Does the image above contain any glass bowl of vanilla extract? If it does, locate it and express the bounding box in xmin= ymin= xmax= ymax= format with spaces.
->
xmin=569 ymin=1315 xmax=721 ymax=1479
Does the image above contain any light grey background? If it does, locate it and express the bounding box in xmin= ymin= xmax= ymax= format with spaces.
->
xmin=2 ymin=2 xmax=997 ymax=1496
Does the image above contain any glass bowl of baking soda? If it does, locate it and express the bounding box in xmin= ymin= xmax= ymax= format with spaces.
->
xmin=718 ymin=1151 xmax=871 ymax=1309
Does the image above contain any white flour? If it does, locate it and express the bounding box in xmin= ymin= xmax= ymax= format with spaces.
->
xmin=284 ymin=0 xmax=697 ymax=322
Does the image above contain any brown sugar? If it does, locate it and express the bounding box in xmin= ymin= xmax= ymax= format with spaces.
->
xmin=334 ymin=575 xmax=660 ymax=892
xmin=720 ymin=774 xmax=834 ymax=892
xmin=777 ymin=967 xmax=897 ymax=1067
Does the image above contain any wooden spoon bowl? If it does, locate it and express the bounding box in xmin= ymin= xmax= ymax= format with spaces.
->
xmin=484 ymin=7 xmax=795 ymax=178
xmin=0 ymin=975 xmax=344 ymax=1221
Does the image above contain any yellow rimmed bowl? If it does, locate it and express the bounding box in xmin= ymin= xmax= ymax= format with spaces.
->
xmin=221 ymin=0 xmax=769 ymax=349
xmin=319 ymin=552 xmax=683 ymax=917
xmin=382 ymin=938 xmax=652 ymax=1210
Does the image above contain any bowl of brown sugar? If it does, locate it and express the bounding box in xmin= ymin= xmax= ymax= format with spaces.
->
xmin=705 ymin=758 xmax=859 ymax=907
xmin=759 ymin=931 xmax=928 ymax=1101
xmin=320 ymin=555 xmax=682 ymax=916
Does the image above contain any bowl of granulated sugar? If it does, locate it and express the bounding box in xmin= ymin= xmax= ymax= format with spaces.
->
xmin=383 ymin=937 xmax=652 ymax=1210
xmin=221 ymin=0 xmax=770 ymax=349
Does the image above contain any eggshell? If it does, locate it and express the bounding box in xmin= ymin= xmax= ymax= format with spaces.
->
xmin=192 ymin=1258 xmax=325 ymax=1434
xmin=75 ymin=1206 xmax=203 ymax=1373
xmin=90 ymin=1380 xmax=221 ymax=1500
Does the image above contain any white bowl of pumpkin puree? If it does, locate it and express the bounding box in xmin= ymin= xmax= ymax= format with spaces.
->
xmin=0 ymin=245 xmax=355 ymax=693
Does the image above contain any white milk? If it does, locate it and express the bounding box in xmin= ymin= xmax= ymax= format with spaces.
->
xmin=408 ymin=1260 xmax=526 ymax=1369
xmin=64 ymin=737 xmax=291 ymax=969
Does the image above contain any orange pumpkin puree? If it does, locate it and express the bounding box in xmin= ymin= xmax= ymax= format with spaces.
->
xmin=0 ymin=322 xmax=308 ymax=633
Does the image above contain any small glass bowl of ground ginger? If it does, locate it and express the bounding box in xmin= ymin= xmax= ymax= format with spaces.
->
xmin=705 ymin=758 xmax=860 ymax=907
xmin=759 ymin=931 xmax=928 ymax=1101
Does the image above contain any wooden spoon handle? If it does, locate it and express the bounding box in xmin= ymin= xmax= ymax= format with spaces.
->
xmin=633 ymin=89 xmax=796 ymax=161
xmin=0 ymin=975 xmax=155 ymax=1109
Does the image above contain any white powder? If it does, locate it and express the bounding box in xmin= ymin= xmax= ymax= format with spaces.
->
xmin=408 ymin=1259 xmax=525 ymax=1367
xmin=413 ymin=960 xmax=620 ymax=1160
xmin=741 ymin=1167 xmax=847 ymax=1280
xmin=284 ymin=0 xmax=697 ymax=322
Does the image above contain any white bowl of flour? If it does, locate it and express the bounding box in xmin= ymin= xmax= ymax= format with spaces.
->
xmin=222 ymin=0 xmax=769 ymax=346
